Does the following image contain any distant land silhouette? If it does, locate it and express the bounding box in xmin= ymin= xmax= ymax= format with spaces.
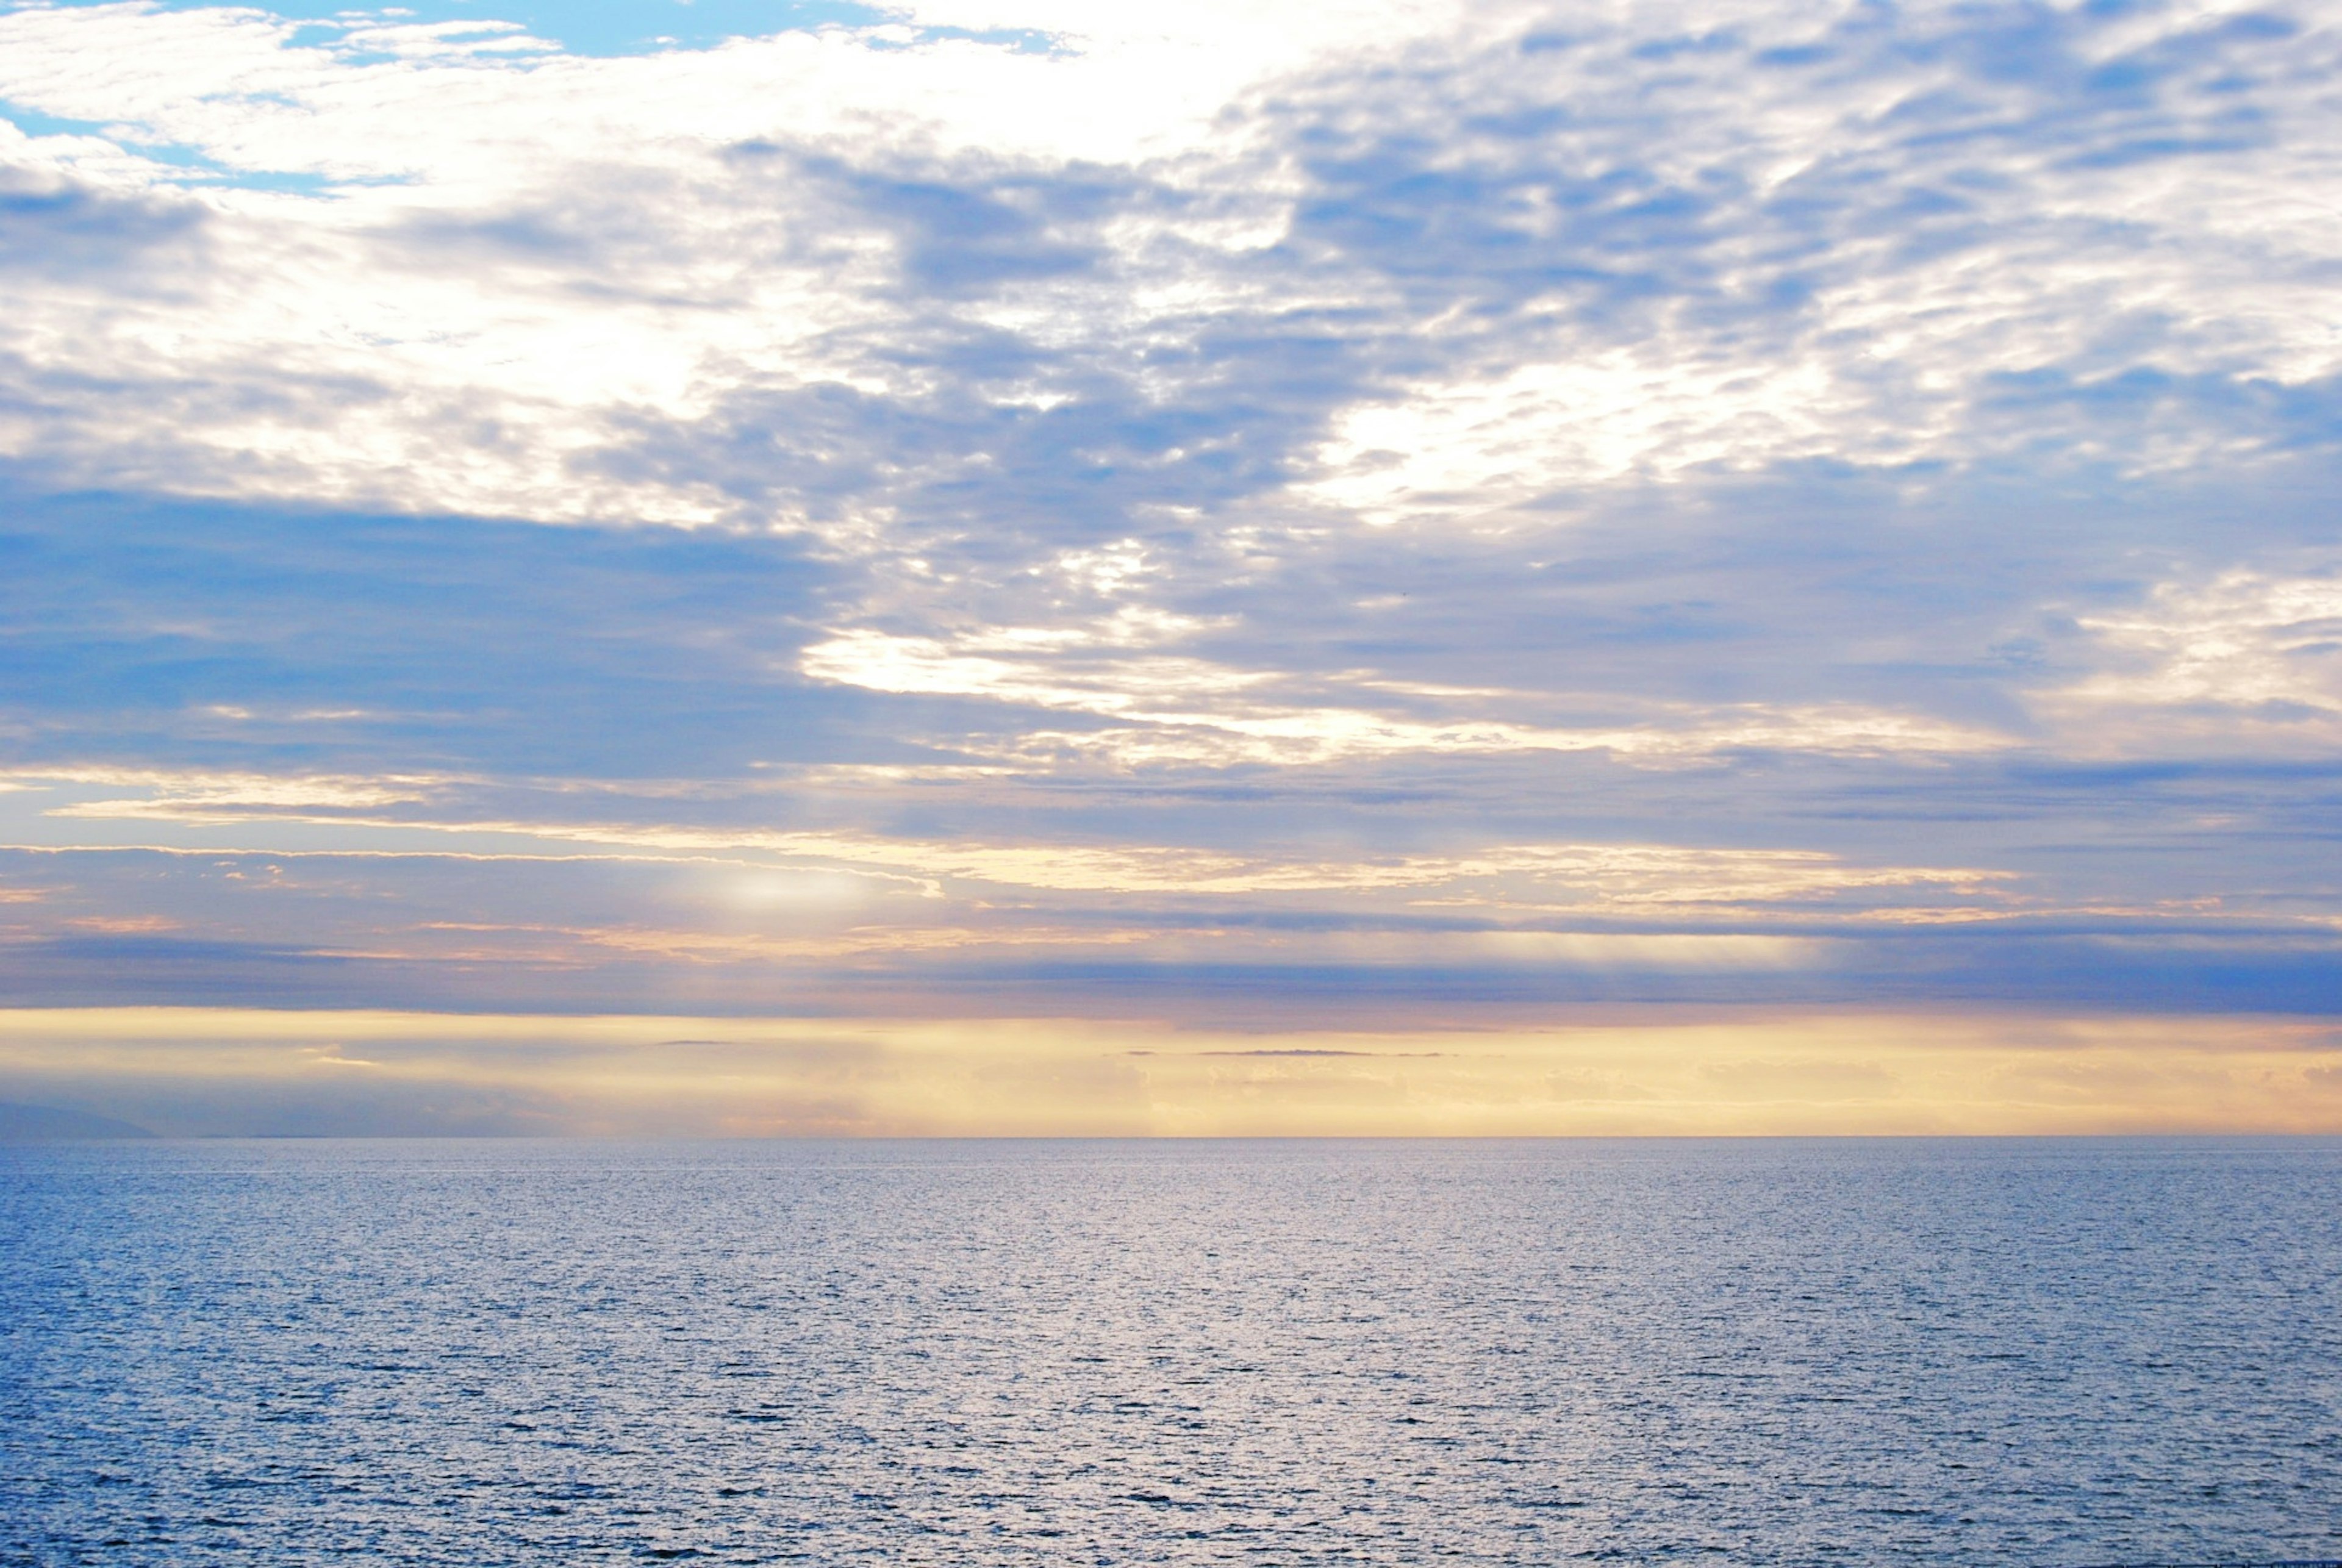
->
xmin=0 ymin=1103 xmax=157 ymax=1140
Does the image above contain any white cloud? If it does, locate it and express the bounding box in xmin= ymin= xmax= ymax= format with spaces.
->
xmin=1303 ymin=351 xmax=1872 ymax=521
xmin=2042 ymin=569 xmax=2342 ymax=752
xmin=0 ymin=0 xmax=2333 ymax=534
xmin=798 ymin=626 xmax=2010 ymax=765
xmin=19 ymin=765 xmax=445 ymax=814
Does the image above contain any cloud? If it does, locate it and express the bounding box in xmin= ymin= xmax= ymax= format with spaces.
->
xmin=795 ymin=625 xmax=2014 ymax=766
xmin=0 ymin=487 xmax=843 ymax=775
xmin=1 ymin=0 xmax=2341 ymax=1103
xmin=1 ymin=0 xmax=2332 ymax=533
xmin=0 ymin=159 xmax=206 ymax=279
xmin=2040 ymin=567 xmax=2342 ymax=751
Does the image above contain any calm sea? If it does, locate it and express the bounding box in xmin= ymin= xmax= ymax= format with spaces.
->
xmin=3 ymin=1138 xmax=2338 ymax=1566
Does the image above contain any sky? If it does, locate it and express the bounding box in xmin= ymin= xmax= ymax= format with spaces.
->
xmin=2 ymin=0 xmax=2340 ymax=1135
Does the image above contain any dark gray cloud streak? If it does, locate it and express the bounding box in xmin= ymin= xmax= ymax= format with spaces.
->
xmin=0 ymin=166 xmax=206 ymax=280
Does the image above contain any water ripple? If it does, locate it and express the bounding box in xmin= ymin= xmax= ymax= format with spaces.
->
xmin=2 ymin=1139 xmax=2338 ymax=1565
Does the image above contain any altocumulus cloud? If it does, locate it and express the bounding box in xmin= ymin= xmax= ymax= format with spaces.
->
xmin=1 ymin=0 xmax=2340 ymax=1132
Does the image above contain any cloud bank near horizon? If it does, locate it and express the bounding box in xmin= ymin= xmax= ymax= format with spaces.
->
xmin=2 ymin=0 xmax=2340 ymax=1129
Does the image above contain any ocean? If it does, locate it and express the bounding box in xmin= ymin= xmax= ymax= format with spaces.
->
xmin=3 ymin=1137 xmax=2337 ymax=1565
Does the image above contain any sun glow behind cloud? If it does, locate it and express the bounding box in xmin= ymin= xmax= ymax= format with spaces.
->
xmin=5 ymin=1007 xmax=2341 ymax=1137
xmin=2 ymin=0 xmax=2340 ymax=1131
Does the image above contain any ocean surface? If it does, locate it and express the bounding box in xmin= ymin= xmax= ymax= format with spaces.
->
xmin=2 ymin=1138 xmax=2338 ymax=1566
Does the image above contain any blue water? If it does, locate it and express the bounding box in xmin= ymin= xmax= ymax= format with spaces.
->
xmin=3 ymin=1139 xmax=2338 ymax=1565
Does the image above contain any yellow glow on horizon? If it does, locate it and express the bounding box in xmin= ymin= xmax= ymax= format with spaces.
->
xmin=3 ymin=1007 xmax=2341 ymax=1136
